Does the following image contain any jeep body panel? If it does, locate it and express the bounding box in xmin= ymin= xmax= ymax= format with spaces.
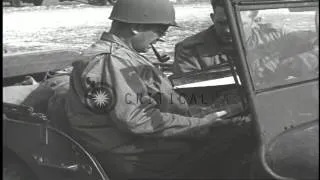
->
xmin=3 ymin=113 xmax=109 ymax=180
xmin=265 ymin=120 xmax=319 ymax=179
xmin=3 ymin=49 xmax=81 ymax=78
xmin=225 ymin=0 xmax=319 ymax=179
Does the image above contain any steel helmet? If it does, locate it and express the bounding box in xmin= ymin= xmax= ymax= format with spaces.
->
xmin=109 ymin=0 xmax=177 ymax=26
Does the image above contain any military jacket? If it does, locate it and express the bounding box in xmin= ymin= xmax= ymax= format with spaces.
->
xmin=173 ymin=26 xmax=229 ymax=74
xmin=65 ymin=32 xmax=216 ymax=177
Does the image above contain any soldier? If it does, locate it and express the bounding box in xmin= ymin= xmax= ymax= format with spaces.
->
xmin=48 ymin=0 xmax=253 ymax=179
xmin=172 ymin=0 xmax=287 ymax=75
xmin=172 ymin=0 xmax=258 ymax=109
xmin=173 ymin=0 xmax=231 ymax=75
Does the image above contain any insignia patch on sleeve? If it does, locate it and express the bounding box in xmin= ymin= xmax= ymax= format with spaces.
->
xmin=85 ymin=84 xmax=116 ymax=114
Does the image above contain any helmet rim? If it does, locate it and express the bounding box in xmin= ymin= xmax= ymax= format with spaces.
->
xmin=109 ymin=0 xmax=178 ymax=26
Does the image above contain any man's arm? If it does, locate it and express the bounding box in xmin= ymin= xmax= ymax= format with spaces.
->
xmin=107 ymin=54 xmax=226 ymax=139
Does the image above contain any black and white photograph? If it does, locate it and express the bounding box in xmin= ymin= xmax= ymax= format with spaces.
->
xmin=3 ymin=0 xmax=319 ymax=179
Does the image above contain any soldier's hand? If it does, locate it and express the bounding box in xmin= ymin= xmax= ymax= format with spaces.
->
xmin=204 ymin=110 xmax=251 ymax=127
xmin=223 ymin=103 xmax=243 ymax=116
xmin=191 ymin=111 xmax=227 ymax=137
xmin=203 ymin=110 xmax=231 ymax=127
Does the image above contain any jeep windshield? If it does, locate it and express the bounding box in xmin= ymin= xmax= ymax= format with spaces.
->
xmin=239 ymin=5 xmax=319 ymax=92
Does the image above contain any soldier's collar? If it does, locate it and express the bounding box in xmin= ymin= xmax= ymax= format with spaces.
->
xmin=100 ymin=32 xmax=133 ymax=51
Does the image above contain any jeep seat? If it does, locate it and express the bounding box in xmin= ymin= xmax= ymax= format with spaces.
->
xmin=3 ymin=84 xmax=40 ymax=105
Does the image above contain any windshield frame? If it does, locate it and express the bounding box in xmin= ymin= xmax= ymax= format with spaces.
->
xmin=236 ymin=1 xmax=319 ymax=94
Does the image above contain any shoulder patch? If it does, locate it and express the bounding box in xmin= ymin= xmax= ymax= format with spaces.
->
xmin=77 ymin=52 xmax=117 ymax=114
xmin=85 ymin=84 xmax=116 ymax=114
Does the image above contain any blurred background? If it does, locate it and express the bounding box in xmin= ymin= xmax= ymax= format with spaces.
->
xmin=3 ymin=0 xmax=213 ymax=62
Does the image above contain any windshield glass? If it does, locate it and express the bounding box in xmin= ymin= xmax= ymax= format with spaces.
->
xmin=239 ymin=6 xmax=319 ymax=90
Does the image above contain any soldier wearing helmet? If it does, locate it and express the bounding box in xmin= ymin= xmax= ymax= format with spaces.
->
xmin=50 ymin=0 xmax=252 ymax=179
